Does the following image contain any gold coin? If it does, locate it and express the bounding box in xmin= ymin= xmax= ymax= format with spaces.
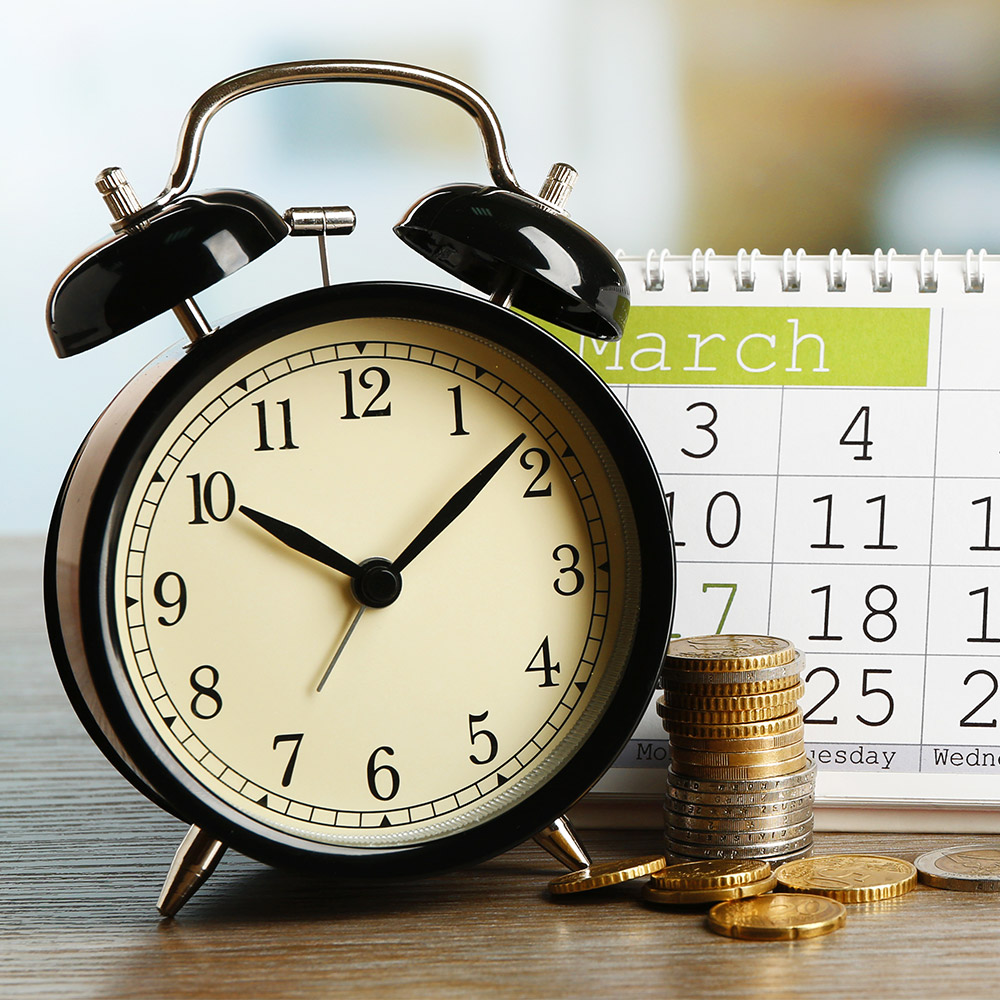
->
xmin=669 ymin=753 xmax=809 ymax=782
xmin=662 ymin=665 xmax=802 ymax=695
xmin=651 ymin=859 xmax=772 ymax=889
xmin=662 ymin=683 xmax=805 ymax=715
xmin=774 ymin=854 xmax=917 ymax=902
xmin=659 ymin=692 xmax=802 ymax=724
xmin=707 ymin=893 xmax=846 ymax=940
xmin=547 ymin=855 xmax=667 ymax=895
xmin=915 ymin=844 xmax=1000 ymax=892
xmin=664 ymin=635 xmax=796 ymax=671
xmin=644 ymin=873 xmax=777 ymax=906
xmin=666 ymin=709 xmax=803 ymax=741
xmin=669 ymin=741 xmax=805 ymax=768
xmin=668 ymin=728 xmax=803 ymax=753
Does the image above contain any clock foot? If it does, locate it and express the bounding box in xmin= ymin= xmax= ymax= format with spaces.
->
xmin=157 ymin=824 xmax=227 ymax=917
xmin=533 ymin=814 xmax=592 ymax=871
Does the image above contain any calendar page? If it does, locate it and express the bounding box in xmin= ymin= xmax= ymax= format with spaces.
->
xmin=561 ymin=251 xmax=1000 ymax=827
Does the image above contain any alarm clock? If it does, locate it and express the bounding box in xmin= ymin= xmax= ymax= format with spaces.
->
xmin=43 ymin=60 xmax=675 ymax=916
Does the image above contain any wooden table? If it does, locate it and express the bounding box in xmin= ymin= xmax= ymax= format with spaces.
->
xmin=3 ymin=536 xmax=999 ymax=999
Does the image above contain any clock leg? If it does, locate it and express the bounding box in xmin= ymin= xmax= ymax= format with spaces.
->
xmin=532 ymin=814 xmax=592 ymax=871
xmin=157 ymin=824 xmax=227 ymax=917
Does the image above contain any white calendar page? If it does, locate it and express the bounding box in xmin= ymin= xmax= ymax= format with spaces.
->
xmin=557 ymin=252 xmax=1000 ymax=828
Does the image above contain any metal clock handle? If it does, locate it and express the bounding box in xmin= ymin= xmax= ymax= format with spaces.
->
xmin=115 ymin=59 xmax=523 ymax=231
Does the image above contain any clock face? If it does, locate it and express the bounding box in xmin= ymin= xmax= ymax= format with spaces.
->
xmin=58 ymin=285 xmax=671 ymax=870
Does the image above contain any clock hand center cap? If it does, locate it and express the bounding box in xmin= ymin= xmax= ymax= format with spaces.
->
xmin=352 ymin=557 xmax=402 ymax=609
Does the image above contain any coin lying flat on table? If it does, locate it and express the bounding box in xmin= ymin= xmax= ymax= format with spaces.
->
xmin=774 ymin=854 xmax=917 ymax=902
xmin=915 ymin=844 xmax=1000 ymax=892
xmin=707 ymin=893 xmax=846 ymax=940
xmin=651 ymin=859 xmax=773 ymax=890
xmin=547 ymin=856 xmax=667 ymax=895
xmin=644 ymin=873 xmax=777 ymax=906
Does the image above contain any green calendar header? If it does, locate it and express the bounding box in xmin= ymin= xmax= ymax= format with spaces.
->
xmin=547 ymin=307 xmax=930 ymax=387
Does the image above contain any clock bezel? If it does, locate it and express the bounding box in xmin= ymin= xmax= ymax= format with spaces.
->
xmin=46 ymin=281 xmax=675 ymax=876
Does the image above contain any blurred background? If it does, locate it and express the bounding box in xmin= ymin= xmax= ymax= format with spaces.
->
xmin=4 ymin=0 xmax=1000 ymax=533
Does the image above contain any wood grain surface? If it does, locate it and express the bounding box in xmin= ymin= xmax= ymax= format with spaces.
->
xmin=3 ymin=536 xmax=1000 ymax=1000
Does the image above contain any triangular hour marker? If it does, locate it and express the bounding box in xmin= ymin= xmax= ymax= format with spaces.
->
xmin=257 ymin=795 xmax=269 ymax=807
xmin=355 ymin=342 xmax=367 ymax=354
xmin=562 ymin=446 xmax=575 ymax=459
xmin=151 ymin=471 xmax=164 ymax=483
xmin=126 ymin=596 xmax=138 ymax=608
xmin=235 ymin=378 xmax=247 ymax=391
xmin=163 ymin=716 xmax=176 ymax=728
xmin=496 ymin=774 xmax=508 ymax=786
xmin=575 ymin=681 xmax=588 ymax=694
xmin=475 ymin=365 xmax=487 ymax=379
xmin=598 ymin=561 xmax=610 ymax=573
xmin=380 ymin=815 xmax=392 ymax=828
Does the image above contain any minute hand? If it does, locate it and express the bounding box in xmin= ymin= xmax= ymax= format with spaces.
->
xmin=392 ymin=433 xmax=526 ymax=573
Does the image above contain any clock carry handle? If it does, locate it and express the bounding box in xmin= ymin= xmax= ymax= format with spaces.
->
xmin=117 ymin=60 xmax=526 ymax=230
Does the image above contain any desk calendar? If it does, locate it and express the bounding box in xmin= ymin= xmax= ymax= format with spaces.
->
xmin=562 ymin=250 xmax=1000 ymax=829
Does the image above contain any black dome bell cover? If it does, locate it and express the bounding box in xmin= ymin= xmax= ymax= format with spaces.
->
xmin=46 ymin=189 xmax=289 ymax=358
xmin=394 ymin=184 xmax=629 ymax=342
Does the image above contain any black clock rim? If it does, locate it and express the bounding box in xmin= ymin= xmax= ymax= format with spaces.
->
xmin=56 ymin=281 xmax=675 ymax=877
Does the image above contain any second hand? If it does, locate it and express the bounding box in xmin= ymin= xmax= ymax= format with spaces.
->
xmin=316 ymin=604 xmax=367 ymax=692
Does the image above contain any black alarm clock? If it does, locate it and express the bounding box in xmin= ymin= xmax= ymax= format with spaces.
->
xmin=44 ymin=60 xmax=675 ymax=915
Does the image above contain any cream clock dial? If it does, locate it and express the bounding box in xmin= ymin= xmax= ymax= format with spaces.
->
xmin=115 ymin=310 xmax=633 ymax=847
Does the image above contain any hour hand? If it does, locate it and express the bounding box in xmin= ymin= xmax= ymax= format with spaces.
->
xmin=239 ymin=505 xmax=363 ymax=581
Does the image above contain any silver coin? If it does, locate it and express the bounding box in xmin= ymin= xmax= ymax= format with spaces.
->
xmin=667 ymin=784 xmax=815 ymax=809
xmin=666 ymin=793 xmax=815 ymax=819
xmin=664 ymin=804 xmax=814 ymax=832
xmin=667 ymin=758 xmax=815 ymax=795
xmin=667 ymin=842 xmax=815 ymax=866
xmin=915 ymin=844 xmax=1000 ymax=892
xmin=666 ymin=817 xmax=813 ymax=847
xmin=665 ymin=831 xmax=814 ymax=860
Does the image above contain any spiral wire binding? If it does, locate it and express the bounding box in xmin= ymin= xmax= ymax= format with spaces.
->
xmin=919 ymin=249 xmax=941 ymax=293
xmin=690 ymin=248 xmax=714 ymax=291
xmin=828 ymin=249 xmax=851 ymax=292
xmin=736 ymin=248 xmax=759 ymax=291
xmin=873 ymin=248 xmax=895 ymax=292
xmin=635 ymin=249 xmax=994 ymax=294
xmin=966 ymin=249 xmax=987 ymax=292
xmin=645 ymin=248 xmax=670 ymax=291
xmin=781 ymin=248 xmax=805 ymax=292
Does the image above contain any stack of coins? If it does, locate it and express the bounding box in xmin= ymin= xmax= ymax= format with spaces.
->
xmin=658 ymin=635 xmax=815 ymax=865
